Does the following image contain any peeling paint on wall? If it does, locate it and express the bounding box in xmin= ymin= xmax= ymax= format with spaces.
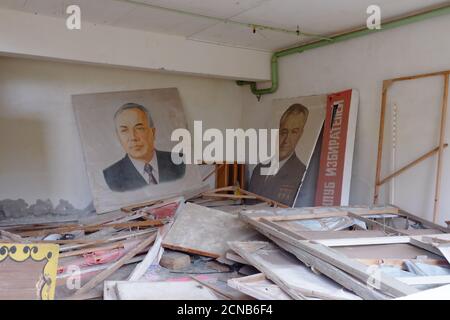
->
xmin=0 ymin=199 xmax=93 ymax=220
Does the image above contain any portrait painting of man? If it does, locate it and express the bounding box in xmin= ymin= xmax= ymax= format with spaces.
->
xmin=248 ymin=95 xmax=326 ymax=206
xmin=73 ymin=88 xmax=202 ymax=213
xmin=103 ymin=103 xmax=185 ymax=192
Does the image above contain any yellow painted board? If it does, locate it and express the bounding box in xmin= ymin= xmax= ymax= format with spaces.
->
xmin=0 ymin=243 xmax=59 ymax=300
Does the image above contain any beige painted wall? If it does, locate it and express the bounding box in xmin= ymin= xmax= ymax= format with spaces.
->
xmin=242 ymin=15 xmax=450 ymax=224
xmin=0 ymin=56 xmax=243 ymax=209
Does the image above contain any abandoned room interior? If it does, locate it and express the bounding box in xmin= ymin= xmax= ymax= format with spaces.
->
xmin=1 ymin=0 xmax=450 ymax=303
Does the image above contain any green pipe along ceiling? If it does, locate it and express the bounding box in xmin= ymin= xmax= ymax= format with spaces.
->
xmin=238 ymin=4 xmax=450 ymax=100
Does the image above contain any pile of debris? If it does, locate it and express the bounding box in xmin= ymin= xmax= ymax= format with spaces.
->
xmin=1 ymin=190 xmax=450 ymax=300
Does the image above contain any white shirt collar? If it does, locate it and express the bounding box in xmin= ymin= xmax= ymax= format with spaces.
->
xmin=129 ymin=153 xmax=159 ymax=184
xmin=262 ymin=152 xmax=294 ymax=179
xmin=278 ymin=152 xmax=294 ymax=170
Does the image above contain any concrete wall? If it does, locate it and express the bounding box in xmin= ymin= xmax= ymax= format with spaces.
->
xmin=242 ymin=15 xmax=450 ymax=224
xmin=0 ymin=56 xmax=244 ymax=211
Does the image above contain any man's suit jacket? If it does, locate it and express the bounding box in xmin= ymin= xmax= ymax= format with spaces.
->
xmin=248 ymin=153 xmax=306 ymax=206
xmin=103 ymin=150 xmax=186 ymax=192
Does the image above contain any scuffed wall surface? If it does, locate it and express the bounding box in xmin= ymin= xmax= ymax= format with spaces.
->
xmin=0 ymin=199 xmax=86 ymax=219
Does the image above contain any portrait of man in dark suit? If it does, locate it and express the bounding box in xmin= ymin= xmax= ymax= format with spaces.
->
xmin=103 ymin=103 xmax=186 ymax=192
xmin=249 ymin=103 xmax=309 ymax=206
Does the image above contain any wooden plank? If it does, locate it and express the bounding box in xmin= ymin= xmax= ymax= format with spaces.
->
xmin=374 ymin=80 xmax=391 ymax=204
xmin=59 ymin=229 xmax=156 ymax=252
xmin=357 ymin=258 xmax=448 ymax=267
xmin=127 ymin=201 xmax=184 ymax=280
xmin=259 ymin=207 xmax=398 ymax=223
xmin=239 ymin=188 xmax=289 ymax=208
xmin=202 ymin=193 xmax=256 ymax=200
xmin=225 ymin=251 xmax=249 ymax=265
xmin=202 ymin=164 xmax=219 ymax=182
xmin=409 ymin=237 xmax=445 ymax=257
xmin=261 ymin=211 xmax=349 ymax=222
xmin=378 ymin=144 xmax=448 ymax=186
xmin=229 ymin=241 xmax=361 ymax=300
xmin=104 ymin=281 xmax=119 ymax=300
xmin=127 ymin=234 xmax=163 ymax=280
xmin=59 ymin=240 xmax=129 ymax=258
xmin=259 ymin=218 xmax=310 ymax=240
xmin=18 ymin=219 xmax=165 ymax=237
xmin=233 ymin=163 xmax=238 ymax=186
xmin=163 ymin=244 xmax=221 ymax=258
xmin=244 ymin=215 xmax=418 ymax=297
xmin=398 ymin=275 xmax=450 ymax=286
xmin=59 ymin=290 xmax=102 ymax=300
xmin=121 ymin=199 xmax=163 ymax=213
xmin=0 ymin=243 xmax=59 ymax=300
xmin=433 ymin=73 xmax=449 ymax=223
xmin=336 ymin=243 xmax=443 ymax=260
xmin=375 ymin=70 xmax=450 ymax=210
xmin=227 ymin=273 xmax=292 ymax=300
xmin=57 ymin=256 xmax=144 ymax=286
xmin=389 ymin=70 xmax=450 ymax=83
xmin=281 ymin=230 xmax=389 ymax=240
xmin=396 ymin=207 xmax=450 ymax=233
xmin=190 ymin=276 xmax=233 ymax=300
xmin=314 ymin=236 xmax=411 ymax=247
xmin=73 ymin=233 xmax=157 ymax=296
xmin=347 ymin=212 xmax=405 ymax=236
xmin=438 ymin=246 xmax=450 ymax=264
xmin=397 ymin=284 xmax=450 ymax=300
xmin=261 ymin=231 xmax=389 ymax=300
xmin=0 ymin=230 xmax=27 ymax=242
xmin=290 ymin=240 xmax=417 ymax=297
xmin=114 ymin=280 xmax=220 ymax=300
xmin=162 ymin=203 xmax=261 ymax=258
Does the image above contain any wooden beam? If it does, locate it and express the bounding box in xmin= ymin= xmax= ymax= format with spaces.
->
xmin=433 ymin=73 xmax=449 ymax=223
xmin=17 ymin=219 xmax=165 ymax=237
xmin=389 ymin=70 xmax=450 ymax=83
xmin=347 ymin=212 xmax=406 ymax=236
xmin=73 ymin=233 xmax=157 ymax=296
xmin=121 ymin=200 xmax=163 ymax=213
xmin=201 ymin=193 xmax=256 ymax=200
xmin=378 ymin=144 xmax=448 ymax=186
xmin=202 ymin=163 xmax=224 ymax=182
xmin=398 ymin=275 xmax=450 ymax=286
xmin=314 ymin=236 xmax=412 ymax=247
xmin=258 ymin=207 xmax=398 ymax=223
xmin=263 ymin=232 xmax=390 ymax=300
xmin=395 ymin=207 xmax=450 ymax=233
xmin=374 ymin=80 xmax=391 ymax=204
xmin=245 ymin=213 xmax=418 ymax=297
xmin=239 ymin=188 xmax=289 ymax=208
xmin=374 ymin=70 xmax=450 ymax=207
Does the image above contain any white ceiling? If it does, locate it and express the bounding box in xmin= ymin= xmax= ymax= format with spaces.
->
xmin=1 ymin=0 xmax=449 ymax=51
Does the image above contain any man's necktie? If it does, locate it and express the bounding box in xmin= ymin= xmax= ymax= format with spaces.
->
xmin=144 ymin=163 xmax=158 ymax=185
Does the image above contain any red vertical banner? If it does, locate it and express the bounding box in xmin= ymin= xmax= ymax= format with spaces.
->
xmin=315 ymin=90 xmax=353 ymax=206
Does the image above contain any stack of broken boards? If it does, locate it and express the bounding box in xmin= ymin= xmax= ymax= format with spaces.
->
xmin=3 ymin=198 xmax=450 ymax=300
xmin=103 ymin=202 xmax=266 ymax=300
xmin=228 ymin=205 xmax=450 ymax=300
xmin=0 ymin=197 xmax=185 ymax=300
xmin=0 ymin=197 xmax=268 ymax=300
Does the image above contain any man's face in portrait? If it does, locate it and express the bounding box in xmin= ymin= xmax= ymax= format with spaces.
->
xmin=279 ymin=112 xmax=307 ymax=161
xmin=115 ymin=108 xmax=156 ymax=162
